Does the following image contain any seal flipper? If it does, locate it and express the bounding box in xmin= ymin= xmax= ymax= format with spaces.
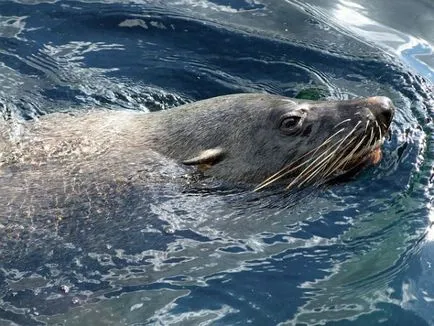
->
xmin=182 ymin=147 xmax=226 ymax=172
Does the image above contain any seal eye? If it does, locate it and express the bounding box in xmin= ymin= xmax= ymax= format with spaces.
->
xmin=280 ymin=116 xmax=302 ymax=134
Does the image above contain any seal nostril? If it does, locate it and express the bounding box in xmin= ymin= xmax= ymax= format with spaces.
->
xmin=367 ymin=96 xmax=394 ymax=128
xmin=381 ymin=109 xmax=393 ymax=126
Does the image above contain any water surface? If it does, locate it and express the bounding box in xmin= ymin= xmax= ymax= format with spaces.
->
xmin=0 ymin=0 xmax=433 ymax=325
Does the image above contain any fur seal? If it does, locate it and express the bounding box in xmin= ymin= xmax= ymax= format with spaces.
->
xmin=0 ymin=93 xmax=394 ymax=195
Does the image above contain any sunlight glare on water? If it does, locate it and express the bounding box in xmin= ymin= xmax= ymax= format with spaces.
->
xmin=288 ymin=0 xmax=434 ymax=81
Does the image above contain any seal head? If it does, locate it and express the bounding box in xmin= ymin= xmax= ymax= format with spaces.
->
xmin=144 ymin=94 xmax=394 ymax=190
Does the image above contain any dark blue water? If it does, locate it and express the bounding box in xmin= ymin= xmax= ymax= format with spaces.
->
xmin=0 ymin=0 xmax=433 ymax=325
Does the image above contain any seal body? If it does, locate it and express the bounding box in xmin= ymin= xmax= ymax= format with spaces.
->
xmin=0 ymin=93 xmax=394 ymax=197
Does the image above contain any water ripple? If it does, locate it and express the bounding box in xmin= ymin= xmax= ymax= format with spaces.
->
xmin=0 ymin=1 xmax=433 ymax=325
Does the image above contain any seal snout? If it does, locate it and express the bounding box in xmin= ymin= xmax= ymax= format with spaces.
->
xmin=366 ymin=96 xmax=394 ymax=130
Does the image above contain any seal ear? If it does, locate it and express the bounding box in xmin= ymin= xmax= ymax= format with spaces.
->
xmin=182 ymin=147 xmax=226 ymax=171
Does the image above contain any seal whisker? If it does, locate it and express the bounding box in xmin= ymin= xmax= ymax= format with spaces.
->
xmin=254 ymin=153 xmax=319 ymax=191
xmin=375 ymin=121 xmax=382 ymax=141
xmin=323 ymin=121 xmax=379 ymax=180
xmin=254 ymin=127 xmax=347 ymax=191
xmin=310 ymin=139 xmax=359 ymax=187
xmin=321 ymin=134 xmax=368 ymax=180
xmin=368 ymin=124 xmax=374 ymax=146
xmin=297 ymin=120 xmax=369 ymax=188
xmin=333 ymin=118 xmax=352 ymax=130
xmin=305 ymin=134 xmax=362 ymax=187
xmin=336 ymin=130 xmax=371 ymax=164
xmin=364 ymin=120 xmax=370 ymax=133
xmin=317 ymin=142 xmax=362 ymax=184
xmin=298 ymin=152 xmax=341 ymax=188
xmin=290 ymin=124 xmax=363 ymax=187
xmin=295 ymin=136 xmax=355 ymax=188
xmin=286 ymin=122 xmax=362 ymax=189
xmin=285 ymin=138 xmax=349 ymax=190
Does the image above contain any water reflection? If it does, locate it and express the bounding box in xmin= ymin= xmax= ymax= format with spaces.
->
xmin=288 ymin=0 xmax=434 ymax=81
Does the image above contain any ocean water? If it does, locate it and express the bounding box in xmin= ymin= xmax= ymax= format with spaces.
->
xmin=0 ymin=0 xmax=433 ymax=325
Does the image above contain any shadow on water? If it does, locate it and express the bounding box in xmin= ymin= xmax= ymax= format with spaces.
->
xmin=0 ymin=1 xmax=433 ymax=325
